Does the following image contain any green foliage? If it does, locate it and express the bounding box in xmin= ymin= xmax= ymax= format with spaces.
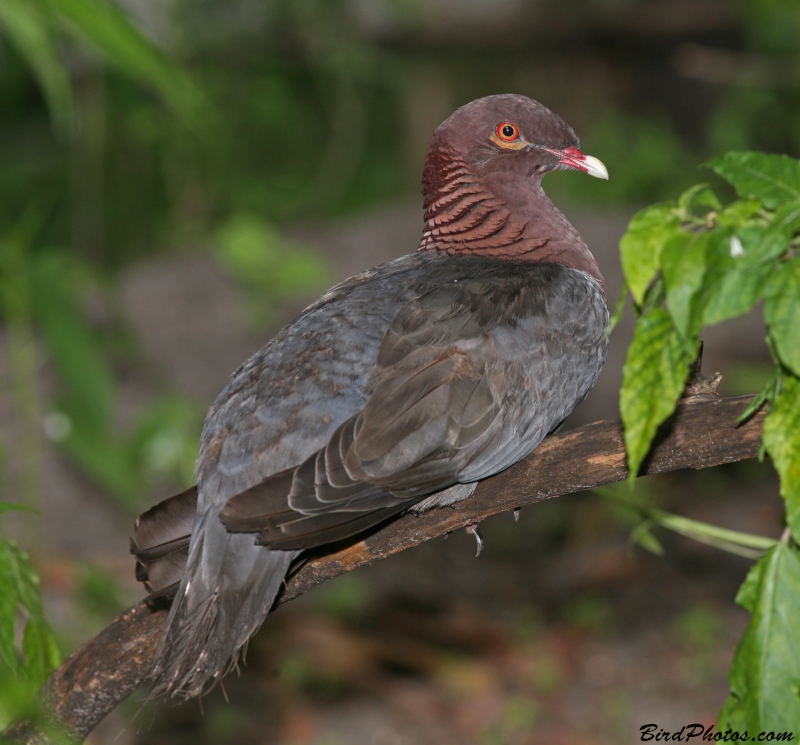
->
xmin=619 ymin=205 xmax=681 ymax=305
xmin=599 ymin=485 xmax=778 ymax=559
xmin=0 ymin=0 xmax=74 ymax=132
xmin=1 ymin=235 xmax=204 ymax=507
xmin=215 ymin=214 xmax=331 ymax=325
xmin=0 ymin=0 xmax=206 ymax=135
xmin=763 ymin=376 xmax=800 ymax=539
xmin=707 ymin=152 xmax=800 ymax=208
xmin=618 ymin=149 xmax=800 ymax=733
xmin=0 ymin=508 xmax=60 ymax=729
xmin=719 ymin=543 xmax=800 ymax=734
xmin=619 ymin=151 xmax=800 ymax=478
xmin=620 ymin=308 xmax=695 ymax=480
xmin=764 ymin=258 xmax=800 ymax=376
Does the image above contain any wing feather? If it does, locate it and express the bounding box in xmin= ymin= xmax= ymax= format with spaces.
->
xmin=220 ymin=265 xmax=608 ymax=551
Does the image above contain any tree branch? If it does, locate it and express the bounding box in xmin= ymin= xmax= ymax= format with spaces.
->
xmin=2 ymin=393 xmax=766 ymax=743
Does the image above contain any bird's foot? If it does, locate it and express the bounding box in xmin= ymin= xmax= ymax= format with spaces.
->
xmin=465 ymin=523 xmax=484 ymax=557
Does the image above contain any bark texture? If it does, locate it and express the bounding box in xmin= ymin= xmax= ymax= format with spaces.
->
xmin=2 ymin=393 xmax=766 ymax=743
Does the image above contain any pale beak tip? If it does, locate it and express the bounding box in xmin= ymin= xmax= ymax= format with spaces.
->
xmin=583 ymin=154 xmax=609 ymax=180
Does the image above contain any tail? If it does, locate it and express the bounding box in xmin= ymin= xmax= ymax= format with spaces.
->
xmin=132 ymin=486 xmax=196 ymax=597
xmin=132 ymin=491 xmax=300 ymax=699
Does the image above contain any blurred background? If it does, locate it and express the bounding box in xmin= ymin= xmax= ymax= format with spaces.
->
xmin=0 ymin=0 xmax=796 ymax=743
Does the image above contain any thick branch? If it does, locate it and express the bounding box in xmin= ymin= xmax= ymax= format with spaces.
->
xmin=2 ymin=394 xmax=766 ymax=743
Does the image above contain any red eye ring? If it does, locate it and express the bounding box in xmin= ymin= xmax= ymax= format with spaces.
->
xmin=496 ymin=122 xmax=520 ymax=142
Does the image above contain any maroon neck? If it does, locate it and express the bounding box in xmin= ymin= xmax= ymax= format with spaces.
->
xmin=419 ymin=143 xmax=604 ymax=288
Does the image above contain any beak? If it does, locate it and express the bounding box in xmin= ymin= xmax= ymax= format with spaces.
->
xmin=546 ymin=147 xmax=609 ymax=180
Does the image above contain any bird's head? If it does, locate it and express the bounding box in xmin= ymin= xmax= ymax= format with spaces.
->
xmin=423 ymin=94 xmax=607 ymax=203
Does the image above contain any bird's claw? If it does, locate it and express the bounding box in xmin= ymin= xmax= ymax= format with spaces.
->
xmin=465 ymin=523 xmax=484 ymax=557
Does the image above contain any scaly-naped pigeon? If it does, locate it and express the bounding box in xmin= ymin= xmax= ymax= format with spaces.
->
xmin=132 ymin=94 xmax=610 ymax=699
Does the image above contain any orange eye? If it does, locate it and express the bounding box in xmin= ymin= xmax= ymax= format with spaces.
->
xmin=496 ymin=122 xmax=520 ymax=142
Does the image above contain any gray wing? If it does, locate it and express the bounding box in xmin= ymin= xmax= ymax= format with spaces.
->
xmin=147 ymin=253 xmax=428 ymax=697
xmin=221 ymin=264 xmax=609 ymax=549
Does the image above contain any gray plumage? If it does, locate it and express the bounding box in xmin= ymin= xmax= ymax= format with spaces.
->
xmin=132 ymin=93 xmax=610 ymax=700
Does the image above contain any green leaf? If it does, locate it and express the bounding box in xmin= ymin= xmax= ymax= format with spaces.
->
xmin=660 ymin=230 xmax=706 ymax=340
xmin=21 ymin=615 xmax=60 ymax=684
xmin=619 ymin=204 xmax=681 ymax=305
xmin=702 ymin=262 xmax=772 ymax=327
xmin=46 ymin=0 xmax=207 ymax=127
xmin=738 ymin=368 xmax=780 ymax=424
xmin=31 ymin=255 xmax=115 ymax=433
xmin=607 ymin=284 xmax=628 ymax=336
xmin=620 ymin=309 xmax=695 ymax=478
xmin=764 ymin=259 xmax=800 ymax=377
xmin=676 ymin=183 xmax=721 ymax=218
xmin=0 ymin=541 xmax=60 ymax=686
xmin=0 ymin=544 xmax=20 ymax=675
xmin=762 ymin=374 xmax=800 ymax=540
xmin=630 ymin=521 xmax=664 ymax=555
xmin=716 ymin=199 xmax=762 ymax=227
xmin=599 ymin=487 xmax=776 ymax=559
xmin=0 ymin=0 xmax=75 ymax=133
xmin=719 ymin=544 xmax=800 ymax=734
xmin=735 ymin=559 xmax=763 ymax=614
xmin=707 ymin=151 xmax=800 ymax=209
xmin=0 ymin=503 xmax=37 ymax=516
xmin=751 ymin=199 xmax=800 ymax=265
xmin=699 ymin=220 xmax=789 ymax=327
xmin=215 ymin=213 xmax=330 ymax=325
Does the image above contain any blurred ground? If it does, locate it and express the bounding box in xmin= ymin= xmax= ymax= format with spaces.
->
xmin=13 ymin=199 xmax=782 ymax=745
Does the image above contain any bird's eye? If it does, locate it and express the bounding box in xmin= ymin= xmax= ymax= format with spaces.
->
xmin=496 ymin=123 xmax=519 ymax=142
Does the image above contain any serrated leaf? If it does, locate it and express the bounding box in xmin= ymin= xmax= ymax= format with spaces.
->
xmin=21 ymin=617 xmax=60 ymax=685
xmin=762 ymin=374 xmax=800 ymax=539
xmin=620 ymin=204 xmax=681 ymax=305
xmin=707 ymin=151 xmax=800 ymax=209
xmin=620 ymin=309 xmax=696 ymax=478
xmin=719 ymin=544 xmax=800 ymax=734
xmin=764 ymin=259 xmax=800 ymax=377
xmin=0 ymin=541 xmax=60 ymax=687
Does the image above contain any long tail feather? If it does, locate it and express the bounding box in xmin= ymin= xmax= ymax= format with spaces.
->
xmin=146 ymin=508 xmax=300 ymax=699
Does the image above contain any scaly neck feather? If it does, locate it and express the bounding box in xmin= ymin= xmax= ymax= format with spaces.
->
xmin=419 ymin=142 xmax=604 ymax=288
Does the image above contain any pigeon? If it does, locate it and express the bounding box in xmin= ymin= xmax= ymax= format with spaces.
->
xmin=131 ymin=93 xmax=610 ymax=699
